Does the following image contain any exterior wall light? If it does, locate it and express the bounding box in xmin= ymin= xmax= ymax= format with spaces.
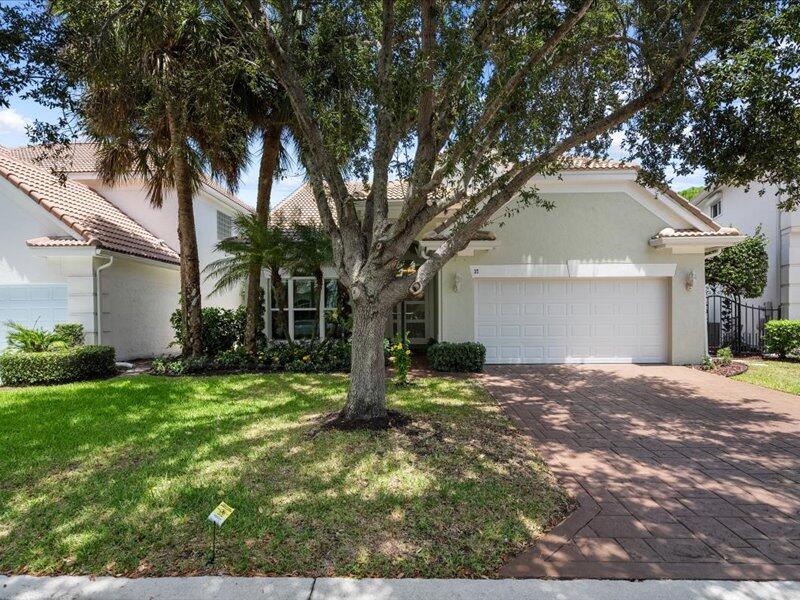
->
xmin=453 ymin=273 xmax=463 ymax=293
xmin=685 ymin=269 xmax=697 ymax=291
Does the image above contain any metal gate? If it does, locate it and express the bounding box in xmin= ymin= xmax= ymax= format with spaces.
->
xmin=706 ymin=294 xmax=782 ymax=354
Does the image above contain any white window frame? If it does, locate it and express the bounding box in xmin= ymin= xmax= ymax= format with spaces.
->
xmin=268 ymin=276 xmax=339 ymax=340
xmin=710 ymin=200 xmax=722 ymax=219
xmin=217 ymin=210 xmax=234 ymax=240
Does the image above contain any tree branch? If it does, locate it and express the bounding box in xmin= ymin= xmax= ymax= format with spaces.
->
xmin=364 ymin=0 xmax=396 ymax=245
xmin=403 ymin=0 xmax=712 ymax=295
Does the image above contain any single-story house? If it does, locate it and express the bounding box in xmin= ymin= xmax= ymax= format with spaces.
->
xmin=272 ymin=159 xmax=743 ymax=365
xmin=0 ymin=143 xmax=250 ymax=360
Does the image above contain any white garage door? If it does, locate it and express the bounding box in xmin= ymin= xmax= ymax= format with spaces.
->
xmin=475 ymin=278 xmax=669 ymax=364
xmin=0 ymin=284 xmax=69 ymax=350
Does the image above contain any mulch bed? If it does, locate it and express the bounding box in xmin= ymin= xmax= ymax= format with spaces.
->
xmin=691 ymin=360 xmax=748 ymax=377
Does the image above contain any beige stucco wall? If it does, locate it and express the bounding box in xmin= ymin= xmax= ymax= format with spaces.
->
xmin=438 ymin=192 xmax=708 ymax=364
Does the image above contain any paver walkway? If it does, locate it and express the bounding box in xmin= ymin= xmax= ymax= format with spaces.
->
xmin=481 ymin=364 xmax=800 ymax=580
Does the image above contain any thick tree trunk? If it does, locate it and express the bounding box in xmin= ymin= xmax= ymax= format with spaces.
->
xmin=167 ymin=104 xmax=203 ymax=358
xmin=340 ymin=301 xmax=390 ymax=421
xmin=244 ymin=125 xmax=282 ymax=355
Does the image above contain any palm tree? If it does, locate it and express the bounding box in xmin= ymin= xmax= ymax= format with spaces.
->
xmin=286 ymin=223 xmax=333 ymax=339
xmin=204 ymin=214 xmax=293 ymax=344
xmin=56 ymin=0 xmax=250 ymax=357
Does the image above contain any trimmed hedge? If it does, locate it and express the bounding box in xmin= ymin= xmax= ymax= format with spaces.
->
xmin=0 ymin=345 xmax=116 ymax=386
xmin=764 ymin=320 xmax=800 ymax=358
xmin=427 ymin=341 xmax=486 ymax=372
xmin=151 ymin=339 xmax=351 ymax=376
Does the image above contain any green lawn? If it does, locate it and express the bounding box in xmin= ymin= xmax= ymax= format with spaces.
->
xmin=0 ymin=374 xmax=570 ymax=578
xmin=735 ymin=359 xmax=800 ymax=395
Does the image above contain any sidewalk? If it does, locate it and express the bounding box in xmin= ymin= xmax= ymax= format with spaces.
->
xmin=2 ymin=576 xmax=800 ymax=600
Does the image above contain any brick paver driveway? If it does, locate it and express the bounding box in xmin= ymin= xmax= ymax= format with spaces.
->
xmin=481 ymin=364 xmax=800 ymax=580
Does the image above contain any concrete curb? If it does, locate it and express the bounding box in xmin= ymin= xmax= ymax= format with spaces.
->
xmin=3 ymin=576 xmax=800 ymax=600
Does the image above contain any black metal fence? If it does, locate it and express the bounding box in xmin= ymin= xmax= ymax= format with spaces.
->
xmin=706 ymin=294 xmax=782 ymax=355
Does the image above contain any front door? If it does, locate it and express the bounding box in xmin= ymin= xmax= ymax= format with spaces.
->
xmin=391 ymin=287 xmax=431 ymax=345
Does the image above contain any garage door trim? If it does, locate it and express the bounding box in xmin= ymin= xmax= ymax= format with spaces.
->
xmin=469 ymin=262 xmax=677 ymax=279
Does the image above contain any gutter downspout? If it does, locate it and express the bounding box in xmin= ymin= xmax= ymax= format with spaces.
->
xmin=95 ymin=252 xmax=114 ymax=345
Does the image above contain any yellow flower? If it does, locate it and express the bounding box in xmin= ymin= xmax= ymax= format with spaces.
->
xmin=302 ymin=355 xmax=311 ymax=362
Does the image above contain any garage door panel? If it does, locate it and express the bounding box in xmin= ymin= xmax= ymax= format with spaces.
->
xmin=475 ymin=277 xmax=668 ymax=364
xmin=0 ymin=284 xmax=70 ymax=350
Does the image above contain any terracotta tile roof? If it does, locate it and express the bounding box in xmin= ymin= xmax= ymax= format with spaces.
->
xmin=557 ymin=156 xmax=633 ymax=170
xmin=0 ymin=148 xmax=180 ymax=264
xmin=26 ymin=236 xmax=92 ymax=247
xmin=272 ymin=180 xmax=408 ymax=226
xmin=422 ymin=230 xmax=496 ymax=242
xmin=7 ymin=142 xmax=253 ymax=214
xmin=651 ymin=227 xmax=741 ymax=239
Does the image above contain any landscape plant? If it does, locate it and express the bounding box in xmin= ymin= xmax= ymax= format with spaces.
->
xmin=5 ymin=322 xmax=67 ymax=352
xmin=764 ymin=320 xmax=800 ymax=359
xmin=388 ymin=332 xmax=411 ymax=385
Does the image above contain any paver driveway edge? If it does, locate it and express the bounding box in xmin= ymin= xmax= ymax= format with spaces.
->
xmin=480 ymin=364 xmax=800 ymax=581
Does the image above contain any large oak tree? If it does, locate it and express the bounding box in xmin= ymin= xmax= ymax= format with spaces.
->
xmin=233 ymin=0 xmax=799 ymax=424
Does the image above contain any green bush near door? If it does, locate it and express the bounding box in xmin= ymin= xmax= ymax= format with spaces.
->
xmin=427 ymin=341 xmax=486 ymax=372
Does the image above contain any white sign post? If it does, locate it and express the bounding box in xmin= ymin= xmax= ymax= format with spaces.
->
xmin=207 ymin=502 xmax=234 ymax=563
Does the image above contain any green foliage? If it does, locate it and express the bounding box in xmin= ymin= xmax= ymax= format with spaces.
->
xmin=706 ymin=228 xmax=769 ymax=298
xmin=716 ymin=347 xmax=733 ymax=366
xmin=258 ymin=340 xmax=351 ymax=373
xmin=152 ymin=339 xmax=351 ymax=376
xmin=0 ymin=345 xmax=115 ymax=386
xmin=54 ymin=323 xmax=85 ymax=347
xmin=427 ymin=342 xmax=486 ymax=373
xmin=170 ymin=305 xmax=246 ymax=357
xmin=5 ymin=322 xmax=67 ymax=352
xmin=679 ymin=186 xmax=705 ymax=200
xmin=388 ymin=333 xmax=412 ymax=386
xmin=702 ymin=354 xmax=715 ymax=370
xmin=764 ymin=320 xmax=800 ymax=358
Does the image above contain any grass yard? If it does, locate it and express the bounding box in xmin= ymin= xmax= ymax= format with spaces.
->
xmin=0 ymin=374 xmax=570 ymax=578
xmin=735 ymin=359 xmax=800 ymax=396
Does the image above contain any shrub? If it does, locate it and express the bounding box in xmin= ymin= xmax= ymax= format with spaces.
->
xmin=387 ymin=333 xmax=411 ymax=385
xmin=54 ymin=323 xmax=85 ymax=347
xmin=0 ymin=345 xmax=116 ymax=386
xmin=427 ymin=342 xmax=486 ymax=372
xmin=764 ymin=320 xmax=800 ymax=358
xmin=151 ymin=339 xmax=351 ymax=376
xmin=259 ymin=339 xmax=351 ymax=373
xmin=701 ymin=354 xmax=714 ymax=370
xmin=151 ymin=355 xmax=211 ymax=376
xmin=5 ymin=321 xmax=67 ymax=352
xmin=716 ymin=346 xmax=733 ymax=366
xmin=170 ymin=305 xmax=247 ymax=356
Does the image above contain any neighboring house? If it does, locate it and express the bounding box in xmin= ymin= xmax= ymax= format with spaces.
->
xmin=693 ymin=185 xmax=795 ymax=317
xmin=272 ymin=159 xmax=742 ymax=365
xmin=0 ymin=143 xmax=251 ymax=359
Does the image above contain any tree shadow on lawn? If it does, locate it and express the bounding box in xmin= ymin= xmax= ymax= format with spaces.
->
xmin=481 ymin=365 xmax=800 ymax=510
xmin=0 ymin=373 xmax=570 ymax=578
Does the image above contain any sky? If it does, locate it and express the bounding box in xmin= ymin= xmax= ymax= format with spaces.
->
xmin=0 ymin=100 xmax=707 ymax=208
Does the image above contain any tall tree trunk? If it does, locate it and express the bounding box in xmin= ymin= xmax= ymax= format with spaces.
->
xmin=340 ymin=300 xmax=390 ymax=421
xmin=167 ymin=104 xmax=203 ymax=358
xmin=244 ymin=124 xmax=282 ymax=354
xmin=314 ymin=267 xmax=323 ymax=339
xmin=270 ymin=266 xmax=290 ymax=341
